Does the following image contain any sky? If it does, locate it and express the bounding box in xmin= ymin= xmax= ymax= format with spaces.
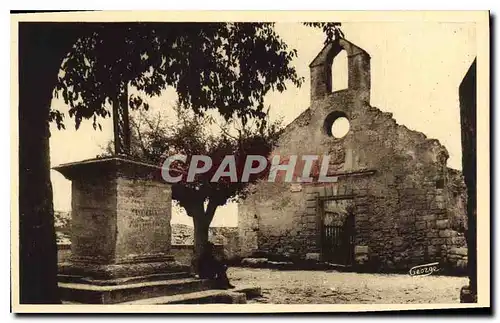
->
xmin=49 ymin=22 xmax=477 ymax=227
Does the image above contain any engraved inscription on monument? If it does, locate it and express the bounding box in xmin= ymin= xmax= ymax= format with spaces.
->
xmin=115 ymin=178 xmax=172 ymax=262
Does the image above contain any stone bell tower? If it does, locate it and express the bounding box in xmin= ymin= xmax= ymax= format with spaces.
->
xmin=309 ymin=38 xmax=371 ymax=104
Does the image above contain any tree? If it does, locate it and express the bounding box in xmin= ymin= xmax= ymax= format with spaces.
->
xmin=19 ymin=22 xmax=92 ymax=304
xmin=103 ymin=103 xmax=283 ymax=264
xmin=18 ymin=21 xmax=341 ymax=303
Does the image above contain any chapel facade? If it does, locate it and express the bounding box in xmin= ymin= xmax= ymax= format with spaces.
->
xmin=238 ymin=39 xmax=468 ymax=273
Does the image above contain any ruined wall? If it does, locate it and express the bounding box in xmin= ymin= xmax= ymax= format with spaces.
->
xmin=239 ymin=39 xmax=467 ymax=272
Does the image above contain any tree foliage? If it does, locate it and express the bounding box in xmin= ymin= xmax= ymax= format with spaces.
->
xmin=53 ymin=23 xmax=304 ymax=131
xmin=105 ymin=103 xmax=283 ymax=215
xmin=303 ymin=22 xmax=344 ymax=43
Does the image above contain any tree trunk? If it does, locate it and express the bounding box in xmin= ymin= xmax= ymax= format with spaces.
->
xmin=193 ymin=214 xmax=210 ymax=266
xmin=18 ymin=23 xmax=77 ymax=304
xmin=185 ymin=200 xmax=218 ymax=274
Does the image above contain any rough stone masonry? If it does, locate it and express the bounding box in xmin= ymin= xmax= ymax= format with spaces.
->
xmin=238 ymin=39 xmax=468 ymax=273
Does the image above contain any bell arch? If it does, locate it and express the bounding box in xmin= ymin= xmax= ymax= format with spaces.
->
xmin=309 ymin=38 xmax=371 ymax=103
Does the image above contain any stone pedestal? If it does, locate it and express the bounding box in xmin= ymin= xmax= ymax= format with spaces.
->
xmin=54 ymin=156 xmax=191 ymax=303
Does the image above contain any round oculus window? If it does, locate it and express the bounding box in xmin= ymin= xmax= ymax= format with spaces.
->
xmin=324 ymin=112 xmax=350 ymax=139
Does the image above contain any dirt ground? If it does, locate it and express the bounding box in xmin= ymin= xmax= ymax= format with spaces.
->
xmin=228 ymin=267 xmax=467 ymax=304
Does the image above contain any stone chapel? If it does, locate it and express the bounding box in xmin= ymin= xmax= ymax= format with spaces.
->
xmin=238 ymin=39 xmax=468 ymax=273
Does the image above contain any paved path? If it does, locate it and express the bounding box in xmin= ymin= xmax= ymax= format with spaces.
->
xmin=228 ymin=267 xmax=467 ymax=304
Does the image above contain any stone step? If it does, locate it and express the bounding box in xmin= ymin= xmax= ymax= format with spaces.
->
xmin=121 ymin=285 xmax=262 ymax=305
xmin=124 ymin=290 xmax=247 ymax=304
xmin=58 ymin=271 xmax=192 ymax=285
xmin=59 ymin=277 xmax=213 ymax=304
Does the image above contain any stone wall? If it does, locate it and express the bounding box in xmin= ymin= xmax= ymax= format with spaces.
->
xmin=447 ymin=168 xmax=468 ymax=233
xmin=169 ymin=244 xmax=225 ymax=267
xmin=238 ymin=39 xmax=467 ymax=273
xmin=171 ymin=223 xmax=240 ymax=261
xmin=58 ymin=243 xmax=72 ymax=263
xmin=55 ymin=211 xmax=71 ymax=245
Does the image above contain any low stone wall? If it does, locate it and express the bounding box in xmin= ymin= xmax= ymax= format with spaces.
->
xmin=207 ymin=227 xmax=241 ymax=262
xmin=170 ymin=244 xmax=225 ymax=267
xmin=172 ymin=224 xmax=240 ymax=261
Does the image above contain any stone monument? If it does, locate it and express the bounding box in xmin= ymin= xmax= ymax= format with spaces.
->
xmin=54 ymin=85 xmax=192 ymax=304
